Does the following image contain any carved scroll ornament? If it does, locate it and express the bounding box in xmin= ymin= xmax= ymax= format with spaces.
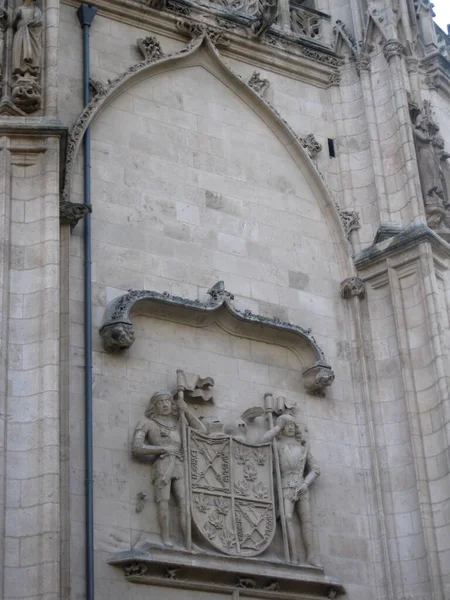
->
xmin=99 ymin=281 xmax=335 ymax=395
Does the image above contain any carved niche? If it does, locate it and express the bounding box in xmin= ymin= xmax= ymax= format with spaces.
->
xmin=99 ymin=281 xmax=335 ymax=396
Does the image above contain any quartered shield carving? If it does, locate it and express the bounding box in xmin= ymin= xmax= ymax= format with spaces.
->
xmin=189 ymin=430 xmax=275 ymax=556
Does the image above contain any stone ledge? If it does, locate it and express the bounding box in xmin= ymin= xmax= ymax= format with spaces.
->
xmin=354 ymin=223 xmax=450 ymax=270
xmin=108 ymin=546 xmax=345 ymax=598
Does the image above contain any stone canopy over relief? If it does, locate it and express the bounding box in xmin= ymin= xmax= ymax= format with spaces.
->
xmin=99 ymin=281 xmax=335 ymax=396
xmin=109 ymin=378 xmax=345 ymax=599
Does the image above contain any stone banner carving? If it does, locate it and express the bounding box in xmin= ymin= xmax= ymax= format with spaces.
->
xmin=189 ymin=430 xmax=275 ymax=556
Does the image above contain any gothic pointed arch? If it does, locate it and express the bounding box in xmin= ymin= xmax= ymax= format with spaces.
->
xmin=62 ymin=27 xmax=353 ymax=269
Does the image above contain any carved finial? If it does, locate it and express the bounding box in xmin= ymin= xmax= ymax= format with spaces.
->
xmin=60 ymin=201 xmax=92 ymax=229
xmin=207 ymin=281 xmax=234 ymax=303
xmin=340 ymin=277 xmax=366 ymax=300
xmin=137 ymin=36 xmax=164 ymax=62
xmin=328 ymin=588 xmax=338 ymax=599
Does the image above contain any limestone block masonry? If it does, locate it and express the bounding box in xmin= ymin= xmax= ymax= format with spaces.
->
xmin=0 ymin=1 xmax=450 ymax=600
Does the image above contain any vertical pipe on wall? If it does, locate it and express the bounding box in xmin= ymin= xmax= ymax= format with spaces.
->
xmin=76 ymin=4 xmax=98 ymax=600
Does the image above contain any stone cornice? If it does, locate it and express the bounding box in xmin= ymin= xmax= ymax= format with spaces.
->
xmin=0 ymin=117 xmax=67 ymax=138
xmin=62 ymin=0 xmax=339 ymax=86
xmin=354 ymin=223 xmax=450 ymax=270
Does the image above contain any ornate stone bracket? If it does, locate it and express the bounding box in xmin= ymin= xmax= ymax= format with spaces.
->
xmin=99 ymin=281 xmax=335 ymax=395
xmin=340 ymin=277 xmax=366 ymax=300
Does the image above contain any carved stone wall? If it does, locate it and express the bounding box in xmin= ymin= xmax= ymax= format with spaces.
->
xmin=3 ymin=0 xmax=450 ymax=599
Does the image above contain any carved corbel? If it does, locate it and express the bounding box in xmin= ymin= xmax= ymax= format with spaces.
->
xmin=59 ymin=201 xmax=92 ymax=229
xmin=302 ymin=361 xmax=335 ymax=396
xmin=382 ymin=39 xmax=405 ymax=62
xmin=340 ymin=277 xmax=366 ymax=300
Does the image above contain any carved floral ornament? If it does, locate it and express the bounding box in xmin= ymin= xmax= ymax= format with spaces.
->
xmin=99 ymin=281 xmax=335 ymax=395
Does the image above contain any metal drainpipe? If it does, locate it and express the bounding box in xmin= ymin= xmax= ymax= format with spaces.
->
xmin=76 ymin=4 xmax=98 ymax=600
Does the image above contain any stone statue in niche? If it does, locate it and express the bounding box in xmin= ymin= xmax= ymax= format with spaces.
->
xmin=261 ymin=413 xmax=320 ymax=565
xmin=412 ymin=102 xmax=450 ymax=233
xmin=11 ymin=0 xmax=42 ymax=112
xmin=132 ymin=390 xmax=206 ymax=547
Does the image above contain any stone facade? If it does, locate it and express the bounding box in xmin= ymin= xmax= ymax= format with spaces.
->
xmin=0 ymin=0 xmax=450 ymax=600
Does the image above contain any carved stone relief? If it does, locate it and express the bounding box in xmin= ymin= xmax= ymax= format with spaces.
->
xmin=119 ymin=373 xmax=345 ymax=597
xmin=0 ymin=0 xmax=42 ymax=115
xmin=334 ymin=202 xmax=361 ymax=239
xmin=247 ymin=70 xmax=270 ymax=96
xmin=299 ymin=133 xmax=322 ymax=158
xmin=99 ymin=282 xmax=335 ymax=395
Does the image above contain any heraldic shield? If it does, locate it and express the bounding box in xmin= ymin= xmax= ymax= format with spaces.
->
xmin=188 ymin=429 xmax=276 ymax=557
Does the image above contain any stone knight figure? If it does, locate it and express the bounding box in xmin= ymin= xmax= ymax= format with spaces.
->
xmin=262 ymin=413 xmax=320 ymax=565
xmin=132 ymin=390 xmax=206 ymax=547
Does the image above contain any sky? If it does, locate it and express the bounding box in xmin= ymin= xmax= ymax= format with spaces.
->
xmin=433 ymin=0 xmax=450 ymax=31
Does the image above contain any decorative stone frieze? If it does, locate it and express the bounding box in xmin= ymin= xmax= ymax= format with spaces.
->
xmin=99 ymin=282 xmax=335 ymax=395
xmin=247 ymin=71 xmax=270 ymax=96
xmin=340 ymin=277 xmax=366 ymax=300
xmin=59 ymin=201 xmax=92 ymax=229
xmin=299 ymin=133 xmax=322 ymax=159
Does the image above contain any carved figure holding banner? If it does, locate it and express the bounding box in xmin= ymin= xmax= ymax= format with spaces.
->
xmin=132 ymin=390 xmax=205 ymax=547
xmin=262 ymin=414 xmax=320 ymax=565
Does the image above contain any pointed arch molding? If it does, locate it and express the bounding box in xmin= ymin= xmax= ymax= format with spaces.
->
xmin=61 ymin=28 xmax=351 ymax=260
xmin=99 ymin=282 xmax=335 ymax=396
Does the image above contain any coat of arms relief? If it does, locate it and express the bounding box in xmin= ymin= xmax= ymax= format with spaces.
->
xmin=131 ymin=370 xmax=320 ymax=566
